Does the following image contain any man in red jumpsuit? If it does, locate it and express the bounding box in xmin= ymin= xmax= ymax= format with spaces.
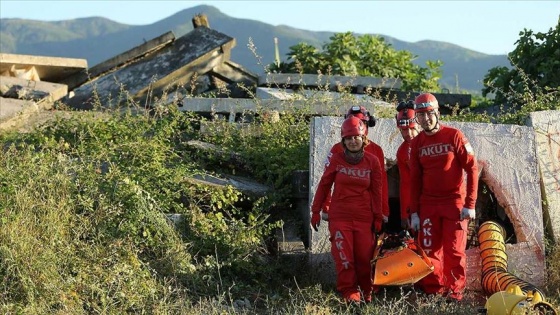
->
xmin=320 ymin=106 xmax=389 ymax=224
xmin=395 ymin=101 xmax=420 ymax=229
xmin=408 ymin=93 xmax=478 ymax=301
xmin=311 ymin=116 xmax=384 ymax=304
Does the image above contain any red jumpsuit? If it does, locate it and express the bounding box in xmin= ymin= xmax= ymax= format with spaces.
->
xmin=409 ymin=124 xmax=478 ymax=300
xmin=311 ymin=150 xmax=383 ymax=301
xmin=396 ymin=140 xmax=412 ymax=221
xmin=322 ymin=142 xmax=389 ymax=219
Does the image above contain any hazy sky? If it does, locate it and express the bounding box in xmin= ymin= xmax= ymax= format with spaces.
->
xmin=1 ymin=1 xmax=558 ymax=55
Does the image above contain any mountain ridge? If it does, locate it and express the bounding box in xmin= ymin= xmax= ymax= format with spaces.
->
xmin=0 ymin=4 xmax=510 ymax=93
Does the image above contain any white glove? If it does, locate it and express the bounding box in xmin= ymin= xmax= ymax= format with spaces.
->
xmin=410 ymin=213 xmax=420 ymax=231
xmin=382 ymin=215 xmax=389 ymax=223
xmin=321 ymin=212 xmax=329 ymax=221
xmin=460 ymin=208 xmax=476 ymax=220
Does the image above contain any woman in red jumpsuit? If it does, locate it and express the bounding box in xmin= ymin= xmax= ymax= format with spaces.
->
xmin=310 ymin=116 xmax=384 ymax=304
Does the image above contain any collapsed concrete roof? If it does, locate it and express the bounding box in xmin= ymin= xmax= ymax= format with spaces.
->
xmin=64 ymin=24 xmax=258 ymax=110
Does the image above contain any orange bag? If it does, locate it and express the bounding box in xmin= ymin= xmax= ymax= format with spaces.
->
xmin=371 ymin=232 xmax=434 ymax=286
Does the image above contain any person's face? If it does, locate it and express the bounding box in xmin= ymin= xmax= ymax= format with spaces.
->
xmin=400 ymin=127 xmax=419 ymax=142
xmin=343 ymin=136 xmax=363 ymax=152
xmin=416 ymin=110 xmax=439 ymax=131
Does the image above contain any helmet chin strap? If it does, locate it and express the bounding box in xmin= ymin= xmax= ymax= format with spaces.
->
xmin=423 ymin=113 xmax=440 ymax=133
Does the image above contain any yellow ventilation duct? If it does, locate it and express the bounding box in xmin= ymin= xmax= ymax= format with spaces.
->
xmin=478 ymin=221 xmax=557 ymax=315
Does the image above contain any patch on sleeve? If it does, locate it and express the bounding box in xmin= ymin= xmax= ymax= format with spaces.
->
xmin=324 ymin=152 xmax=333 ymax=167
xmin=464 ymin=143 xmax=474 ymax=155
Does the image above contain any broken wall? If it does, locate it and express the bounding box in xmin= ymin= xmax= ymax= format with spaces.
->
xmin=527 ymin=110 xmax=560 ymax=243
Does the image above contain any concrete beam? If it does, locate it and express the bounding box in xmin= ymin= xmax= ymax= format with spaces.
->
xmin=255 ymin=87 xmax=394 ymax=110
xmin=527 ymin=110 xmax=560 ymax=243
xmin=258 ymin=73 xmax=402 ymax=90
xmin=0 ymin=53 xmax=87 ymax=83
xmin=210 ymin=60 xmax=258 ymax=87
xmin=379 ymin=90 xmax=472 ymax=109
xmin=178 ymin=97 xmax=390 ymax=117
xmin=309 ymin=117 xmax=545 ymax=291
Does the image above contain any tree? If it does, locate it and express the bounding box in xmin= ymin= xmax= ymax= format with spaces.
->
xmin=269 ymin=32 xmax=442 ymax=92
xmin=482 ymin=18 xmax=560 ymax=106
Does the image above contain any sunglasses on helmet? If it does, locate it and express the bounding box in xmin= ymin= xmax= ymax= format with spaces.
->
xmin=396 ymin=100 xmax=415 ymax=111
xmin=415 ymin=103 xmax=433 ymax=110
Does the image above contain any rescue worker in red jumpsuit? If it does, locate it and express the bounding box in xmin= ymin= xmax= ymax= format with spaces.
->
xmin=395 ymin=101 xmax=420 ymax=230
xmin=408 ymin=93 xmax=478 ymax=301
xmin=320 ymin=106 xmax=390 ymax=224
xmin=310 ymin=116 xmax=384 ymax=304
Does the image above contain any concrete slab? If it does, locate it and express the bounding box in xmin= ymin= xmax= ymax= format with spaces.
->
xmin=255 ymin=87 xmax=394 ymax=109
xmin=0 ymin=53 xmax=87 ymax=82
xmin=309 ymin=117 xmax=545 ymax=291
xmin=60 ymin=31 xmax=176 ymax=90
xmin=0 ymin=77 xmax=68 ymax=130
xmin=258 ymin=73 xmax=402 ymax=90
xmin=65 ymin=26 xmax=235 ymax=109
xmin=527 ymin=110 xmax=560 ymax=243
xmin=179 ymin=97 xmax=391 ymax=118
xmin=0 ymin=98 xmax=38 ymax=130
xmin=0 ymin=76 xmax=68 ymax=103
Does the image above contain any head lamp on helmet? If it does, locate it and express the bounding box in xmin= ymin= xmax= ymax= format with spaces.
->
xmin=396 ymin=108 xmax=417 ymax=129
xmin=345 ymin=106 xmax=376 ymax=127
xmin=414 ymin=93 xmax=439 ymax=113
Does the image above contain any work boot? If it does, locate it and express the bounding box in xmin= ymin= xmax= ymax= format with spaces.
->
xmin=343 ymin=292 xmax=361 ymax=304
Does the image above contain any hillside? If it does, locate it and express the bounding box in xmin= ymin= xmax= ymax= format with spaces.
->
xmin=0 ymin=4 xmax=510 ymax=93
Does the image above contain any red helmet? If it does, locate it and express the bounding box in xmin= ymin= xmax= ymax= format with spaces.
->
xmin=396 ymin=109 xmax=417 ymax=129
xmin=345 ymin=106 xmax=376 ymax=127
xmin=341 ymin=116 xmax=366 ymax=138
xmin=414 ymin=93 xmax=438 ymax=112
